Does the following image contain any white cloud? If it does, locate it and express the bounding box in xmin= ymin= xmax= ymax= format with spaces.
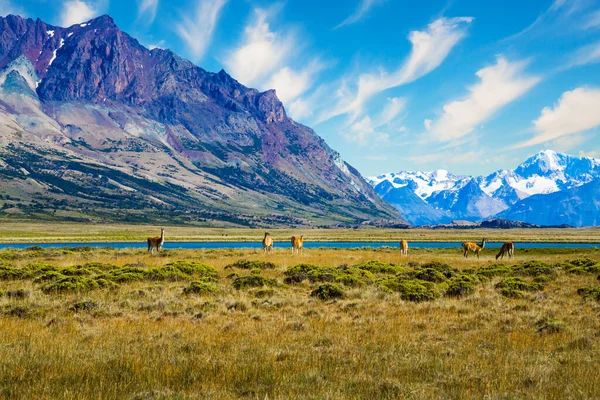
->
xmin=584 ymin=10 xmax=600 ymax=29
xmin=567 ymin=41 xmax=600 ymax=68
xmin=334 ymin=0 xmax=383 ymax=30
xmin=343 ymin=97 xmax=405 ymax=145
xmin=60 ymin=0 xmax=102 ymax=27
xmin=345 ymin=116 xmax=389 ymax=146
xmin=429 ymin=57 xmax=540 ymax=142
xmin=175 ymin=0 xmax=227 ymax=62
xmin=146 ymin=39 xmax=166 ymax=50
xmin=287 ymin=98 xmax=313 ymax=120
xmin=515 ymin=87 xmax=600 ymax=148
xmin=424 ymin=119 xmax=432 ymax=131
xmin=0 ymin=0 xmax=26 ymax=16
xmin=376 ymin=97 xmax=406 ymax=126
xmin=579 ymin=150 xmax=598 ymax=158
xmin=320 ymin=17 xmax=472 ymax=122
xmin=266 ymin=60 xmax=324 ymax=104
xmin=137 ymin=0 xmax=159 ymax=24
xmin=224 ymin=7 xmax=293 ymax=87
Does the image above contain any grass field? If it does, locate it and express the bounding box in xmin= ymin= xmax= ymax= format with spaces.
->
xmin=1 ymin=221 xmax=600 ymax=243
xmin=1 ymin=243 xmax=599 ymax=399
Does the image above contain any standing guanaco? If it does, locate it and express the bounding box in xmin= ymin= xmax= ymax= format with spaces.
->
xmin=147 ymin=227 xmax=165 ymax=254
xmin=462 ymin=237 xmax=487 ymax=258
xmin=262 ymin=232 xmax=273 ymax=254
xmin=496 ymin=242 xmax=515 ymax=260
xmin=291 ymin=235 xmax=304 ymax=255
xmin=400 ymin=239 xmax=408 ymax=256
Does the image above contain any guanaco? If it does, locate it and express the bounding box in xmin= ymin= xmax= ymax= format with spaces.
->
xmin=262 ymin=232 xmax=273 ymax=254
xmin=462 ymin=237 xmax=487 ymax=258
xmin=496 ymin=242 xmax=515 ymax=260
xmin=291 ymin=235 xmax=304 ymax=255
xmin=400 ymin=239 xmax=408 ymax=256
xmin=147 ymin=227 xmax=165 ymax=254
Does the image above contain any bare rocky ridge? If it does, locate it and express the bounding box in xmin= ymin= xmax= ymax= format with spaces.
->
xmin=0 ymin=14 xmax=404 ymax=227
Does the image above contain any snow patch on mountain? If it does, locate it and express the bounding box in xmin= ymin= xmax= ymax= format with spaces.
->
xmin=370 ymin=150 xmax=600 ymax=225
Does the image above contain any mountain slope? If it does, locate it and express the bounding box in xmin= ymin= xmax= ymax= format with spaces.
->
xmin=0 ymin=14 xmax=404 ymax=227
xmin=496 ymin=179 xmax=600 ymax=226
xmin=370 ymin=150 xmax=600 ymax=226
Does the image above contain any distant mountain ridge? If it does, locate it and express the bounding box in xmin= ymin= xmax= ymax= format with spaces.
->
xmin=0 ymin=14 xmax=404 ymax=227
xmin=369 ymin=150 xmax=600 ymax=227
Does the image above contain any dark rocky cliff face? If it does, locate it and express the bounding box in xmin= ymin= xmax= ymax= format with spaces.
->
xmin=0 ymin=14 xmax=404 ymax=226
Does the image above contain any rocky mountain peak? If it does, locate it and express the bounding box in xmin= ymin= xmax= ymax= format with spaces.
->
xmin=0 ymin=13 xmax=403 ymax=226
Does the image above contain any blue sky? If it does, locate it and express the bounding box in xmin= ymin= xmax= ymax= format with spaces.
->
xmin=4 ymin=0 xmax=600 ymax=176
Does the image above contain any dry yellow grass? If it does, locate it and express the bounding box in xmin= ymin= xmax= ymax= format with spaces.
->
xmin=0 ymin=246 xmax=599 ymax=399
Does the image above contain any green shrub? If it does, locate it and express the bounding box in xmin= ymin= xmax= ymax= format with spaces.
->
xmin=495 ymin=277 xmax=543 ymax=298
xmin=41 ymin=276 xmax=100 ymax=294
xmin=6 ymin=289 xmax=29 ymax=299
xmin=3 ymin=305 xmax=31 ymax=318
xmin=22 ymin=262 xmax=59 ymax=278
xmin=69 ymin=299 xmax=100 ymax=312
xmin=145 ymin=265 xmax=189 ymax=281
xmin=61 ymin=267 xmax=94 ymax=277
xmin=183 ymin=281 xmax=217 ymax=295
xmin=310 ymin=283 xmax=345 ymax=301
xmin=445 ymin=274 xmax=478 ymax=297
xmin=565 ymin=258 xmax=600 ymax=274
xmin=106 ymin=267 xmax=146 ymax=283
xmin=476 ymin=264 xmax=513 ymax=280
xmin=378 ymin=278 xmax=440 ymax=302
xmin=33 ymin=271 xmax=67 ymax=283
xmin=253 ymin=288 xmax=275 ymax=298
xmin=577 ymin=286 xmax=600 ymax=301
xmin=0 ymin=265 xmax=25 ymax=280
xmin=536 ymin=316 xmax=566 ymax=334
xmin=284 ymin=264 xmax=371 ymax=287
xmin=354 ymin=260 xmax=403 ymax=274
xmin=232 ymin=275 xmax=277 ymax=290
xmin=512 ymin=260 xmax=558 ymax=279
xmin=225 ymin=259 xmax=276 ymax=270
xmin=336 ymin=274 xmax=365 ymax=287
xmin=78 ymin=262 xmax=118 ymax=271
xmin=411 ymin=268 xmax=447 ymax=283
xmin=569 ymin=258 xmax=596 ymax=268
xmin=419 ymin=262 xmax=457 ymax=279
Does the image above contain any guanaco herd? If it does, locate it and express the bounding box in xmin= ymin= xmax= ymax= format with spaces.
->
xmin=147 ymin=229 xmax=514 ymax=259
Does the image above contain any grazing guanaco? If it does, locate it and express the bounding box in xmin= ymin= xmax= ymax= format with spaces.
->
xmin=291 ymin=235 xmax=304 ymax=255
xmin=462 ymin=237 xmax=487 ymax=258
xmin=147 ymin=227 xmax=165 ymax=254
xmin=262 ymin=232 xmax=273 ymax=254
xmin=400 ymin=239 xmax=408 ymax=256
xmin=496 ymin=242 xmax=515 ymax=260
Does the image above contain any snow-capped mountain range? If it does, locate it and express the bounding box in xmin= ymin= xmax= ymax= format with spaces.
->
xmin=369 ymin=150 xmax=600 ymax=226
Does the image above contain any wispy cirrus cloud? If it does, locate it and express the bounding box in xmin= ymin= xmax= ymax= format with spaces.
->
xmin=344 ymin=97 xmax=406 ymax=145
xmin=137 ymin=0 xmax=159 ymax=24
xmin=175 ymin=0 xmax=227 ymax=62
xmin=334 ymin=0 xmax=383 ymax=30
xmin=266 ymin=60 xmax=325 ymax=104
xmin=0 ymin=0 xmax=26 ymax=16
xmin=224 ymin=6 xmax=326 ymax=114
xmin=60 ymin=0 xmax=105 ymax=27
xmin=566 ymin=41 xmax=600 ymax=68
xmin=224 ymin=6 xmax=293 ymax=87
xmin=514 ymin=87 xmax=600 ymax=149
xmin=427 ymin=57 xmax=540 ymax=142
xmin=319 ymin=16 xmax=473 ymax=123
